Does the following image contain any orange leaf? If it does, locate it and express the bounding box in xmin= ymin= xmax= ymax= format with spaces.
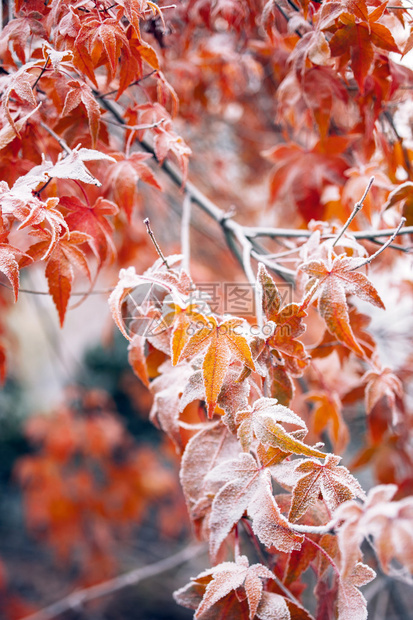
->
xmin=300 ymin=255 xmax=384 ymax=357
xmin=179 ymin=316 xmax=255 ymax=417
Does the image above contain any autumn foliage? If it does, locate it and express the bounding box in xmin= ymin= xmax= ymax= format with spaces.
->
xmin=1 ymin=0 xmax=413 ymax=618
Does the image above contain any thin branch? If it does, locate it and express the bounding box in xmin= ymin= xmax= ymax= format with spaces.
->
xmin=32 ymin=56 xmax=50 ymax=91
xmin=21 ymin=543 xmax=206 ymax=620
xmin=0 ymin=281 xmax=113 ymax=296
xmin=332 ymin=176 xmax=374 ymax=247
xmin=98 ymin=71 xmax=157 ymax=98
xmin=181 ymin=192 xmax=191 ymax=275
xmin=144 ymin=217 xmax=170 ymax=269
xmin=367 ymin=237 xmax=411 ymax=252
xmin=39 ymin=122 xmax=71 ymax=155
xmin=250 ymin=249 xmax=296 ymax=277
xmin=103 ymin=117 xmax=166 ymax=132
xmin=95 ymin=96 xmax=411 ymax=285
xmin=352 ymin=218 xmax=406 ymax=270
xmin=243 ymin=225 xmax=413 ymax=239
xmin=233 ymin=225 xmax=255 ymax=286
xmin=275 ymin=2 xmax=303 ymax=37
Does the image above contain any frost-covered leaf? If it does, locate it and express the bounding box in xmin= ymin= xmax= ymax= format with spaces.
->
xmin=336 ymin=484 xmax=413 ymax=577
xmin=179 ymin=316 xmax=255 ymax=417
xmin=24 ymin=230 xmax=91 ymax=326
xmin=289 ymin=453 xmax=365 ymax=522
xmin=48 ymin=147 xmax=116 ymax=186
xmin=337 ymin=562 xmax=375 ymax=620
xmin=0 ymin=243 xmax=31 ymax=301
xmin=248 ymin=472 xmax=304 ymax=553
xmin=305 ymin=390 xmax=349 ymax=454
xmin=62 ymin=80 xmax=101 ymax=147
xmin=109 ymin=263 xmax=189 ymax=341
xmin=300 ymin=255 xmax=384 ymax=357
xmin=206 ymin=453 xmax=267 ymax=559
xmin=363 ymin=367 xmax=403 ymax=421
xmin=257 ymin=263 xmax=282 ymax=322
xmin=128 ymin=335 xmax=149 ymax=387
xmin=61 ymin=195 xmax=118 ymax=265
xmin=149 ymin=360 xmax=194 ymax=450
xmin=174 ymin=555 xmax=276 ymax=620
xmin=180 ymin=423 xmax=241 ymax=529
xmin=236 ymin=397 xmax=325 ymax=458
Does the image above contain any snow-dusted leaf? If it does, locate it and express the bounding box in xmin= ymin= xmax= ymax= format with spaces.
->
xmin=363 ymin=367 xmax=403 ymax=422
xmin=174 ymin=555 xmax=276 ymax=620
xmin=62 ymin=80 xmax=101 ymax=147
xmin=179 ymin=369 xmax=205 ymax=413
xmin=24 ymin=230 xmax=91 ymax=326
xmin=336 ymin=484 xmax=413 ymax=577
xmin=248 ymin=472 xmax=304 ymax=553
xmin=257 ymin=263 xmax=282 ymax=322
xmin=206 ymin=453 xmax=267 ymax=559
xmin=300 ymin=255 xmax=384 ymax=357
xmin=179 ymin=316 xmax=255 ymax=417
xmin=236 ymin=397 xmax=325 ymax=458
xmin=180 ymin=423 xmax=241 ymax=524
xmin=109 ymin=263 xmax=189 ymax=341
xmin=150 ymin=360 xmax=194 ymax=450
xmin=128 ymin=334 xmax=149 ymax=387
xmin=0 ymin=243 xmax=31 ymax=301
xmin=61 ymin=195 xmax=118 ymax=265
xmin=14 ymin=196 xmax=69 ymax=260
xmin=289 ymin=453 xmax=365 ymax=522
xmin=0 ymin=103 xmax=41 ymax=151
xmin=337 ymin=562 xmax=375 ymax=620
xmin=256 ymin=591 xmax=291 ymax=620
xmin=48 ymin=147 xmax=116 ymax=186
xmin=305 ymin=390 xmax=349 ymax=453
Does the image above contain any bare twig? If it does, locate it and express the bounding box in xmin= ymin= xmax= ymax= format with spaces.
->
xmin=181 ymin=192 xmax=191 ymax=274
xmin=352 ymin=218 xmax=406 ymax=269
xmin=233 ymin=226 xmax=255 ymax=286
xmin=95 ymin=96 xmax=412 ymax=285
xmin=0 ymin=281 xmax=113 ymax=297
xmin=21 ymin=543 xmax=206 ymax=620
xmin=32 ymin=56 xmax=50 ymax=90
xmin=103 ymin=117 xmax=166 ymax=132
xmin=39 ymin=122 xmax=71 ymax=155
xmin=332 ymin=176 xmax=374 ymax=247
xmin=243 ymin=225 xmax=413 ymax=240
xmin=144 ymin=217 xmax=170 ymax=269
xmin=367 ymin=238 xmax=411 ymax=252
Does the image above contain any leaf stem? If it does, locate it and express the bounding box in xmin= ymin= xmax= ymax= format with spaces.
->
xmin=303 ymin=535 xmax=341 ymax=578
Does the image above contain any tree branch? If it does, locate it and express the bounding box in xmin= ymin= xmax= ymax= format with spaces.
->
xmin=22 ymin=543 xmax=206 ymax=620
xmin=95 ymin=96 xmax=413 ymax=284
